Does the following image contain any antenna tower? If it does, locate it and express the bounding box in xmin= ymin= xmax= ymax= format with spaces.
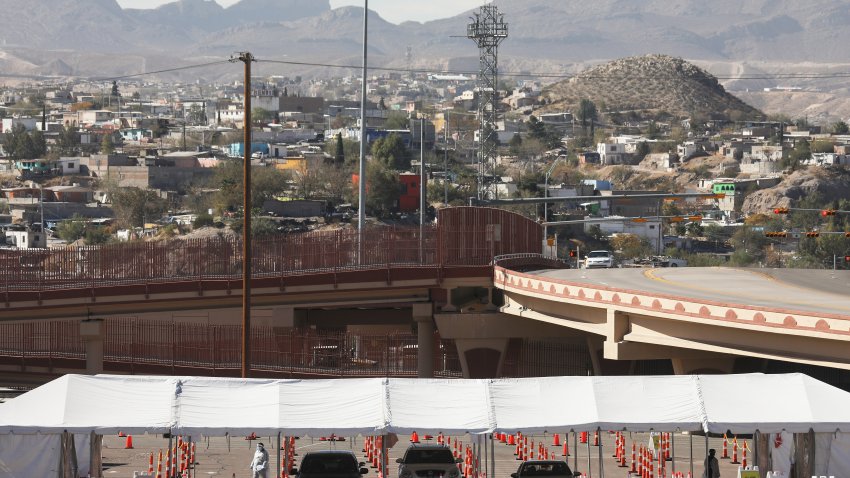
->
xmin=467 ymin=3 xmax=508 ymax=200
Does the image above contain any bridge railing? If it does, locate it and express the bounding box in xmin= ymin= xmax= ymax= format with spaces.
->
xmin=0 ymin=226 xmax=439 ymax=292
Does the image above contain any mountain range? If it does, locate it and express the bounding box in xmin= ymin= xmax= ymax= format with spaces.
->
xmin=2 ymin=0 xmax=850 ymax=98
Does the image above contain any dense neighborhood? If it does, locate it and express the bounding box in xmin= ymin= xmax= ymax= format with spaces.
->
xmin=1 ymin=55 xmax=849 ymax=269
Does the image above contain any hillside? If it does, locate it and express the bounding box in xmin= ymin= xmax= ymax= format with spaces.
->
xmin=542 ymin=55 xmax=762 ymax=120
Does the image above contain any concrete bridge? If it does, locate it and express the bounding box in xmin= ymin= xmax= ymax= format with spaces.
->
xmin=1 ymin=207 xmax=848 ymax=388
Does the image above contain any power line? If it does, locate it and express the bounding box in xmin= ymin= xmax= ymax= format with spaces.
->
xmin=90 ymin=60 xmax=233 ymax=82
xmin=256 ymin=58 xmax=850 ymax=81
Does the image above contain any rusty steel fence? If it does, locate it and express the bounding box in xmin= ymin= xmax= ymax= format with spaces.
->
xmin=0 ymin=226 xmax=439 ymax=292
xmin=0 ymin=208 xmax=547 ymax=294
xmin=0 ymin=318 xmax=464 ymax=378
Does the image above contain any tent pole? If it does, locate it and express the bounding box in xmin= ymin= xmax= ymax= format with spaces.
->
xmin=573 ymin=431 xmax=578 ymax=473
xmin=490 ymin=432 xmax=495 ymax=478
xmin=167 ymin=433 xmax=173 ymax=478
xmin=753 ymin=430 xmax=758 ymax=472
xmin=381 ymin=434 xmax=387 ymax=477
xmin=597 ymin=427 xmax=604 ymax=478
xmin=283 ymin=436 xmax=289 ymax=476
xmin=671 ymin=431 xmax=675 ymax=474
xmin=586 ymin=431 xmax=591 ymax=478
xmin=277 ymin=432 xmax=281 ymax=478
xmin=689 ymin=433 xmax=693 ymax=478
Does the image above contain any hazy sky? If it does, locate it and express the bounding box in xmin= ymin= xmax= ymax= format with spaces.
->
xmin=115 ymin=0 xmax=490 ymax=24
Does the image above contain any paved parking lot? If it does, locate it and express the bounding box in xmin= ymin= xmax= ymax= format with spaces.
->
xmin=101 ymin=432 xmax=750 ymax=478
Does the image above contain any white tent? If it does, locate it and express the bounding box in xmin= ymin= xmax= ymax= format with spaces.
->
xmin=2 ymin=373 xmax=850 ymax=436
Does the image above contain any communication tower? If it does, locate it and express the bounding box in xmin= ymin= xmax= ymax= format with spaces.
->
xmin=467 ymin=3 xmax=508 ymax=199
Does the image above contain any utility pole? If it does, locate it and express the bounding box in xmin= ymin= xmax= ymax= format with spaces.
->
xmin=444 ymin=110 xmax=449 ymax=205
xmin=230 ymin=51 xmax=255 ymax=379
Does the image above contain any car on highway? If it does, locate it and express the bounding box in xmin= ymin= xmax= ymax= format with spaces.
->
xmin=584 ymin=250 xmax=615 ymax=269
xmin=290 ymin=450 xmax=369 ymax=478
xmin=396 ymin=444 xmax=461 ymax=478
xmin=511 ymin=460 xmax=581 ymax=478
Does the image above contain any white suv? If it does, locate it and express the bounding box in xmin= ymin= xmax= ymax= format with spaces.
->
xmin=396 ymin=444 xmax=461 ymax=478
xmin=584 ymin=250 xmax=614 ymax=269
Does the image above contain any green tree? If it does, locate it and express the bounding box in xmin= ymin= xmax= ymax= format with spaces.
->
xmin=110 ymin=187 xmax=168 ymax=228
xmin=576 ymin=99 xmax=598 ymax=135
xmin=193 ymin=212 xmax=215 ymax=229
xmin=508 ymin=133 xmax=523 ymax=156
xmin=372 ymin=133 xmax=411 ymax=170
xmin=55 ymin=214 xmax=87 ymax=243
xmin=57 ymin=125 xmax=80 ymax=155
xmin=186 ymin=104 xmax=207 ymax=125
xmin=361 ymin=160 xmax=401 ymax=217
xmin=334 ymin=133 xmax=345 ymax=165
xmin=101 ymin=133 xmax=115 ymax=154
xmin=783 ymin=139 xmax=810 ymax=171
xmin=384 ymin=111 xmax=409 ymax=130
xmin=252 ymin=107 xmax=273 ymax=124
xmin=832 ymin=121 xmax=849 ymax=135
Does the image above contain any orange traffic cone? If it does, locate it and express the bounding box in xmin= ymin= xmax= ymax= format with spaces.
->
xmin=124 ymin=435 xmax=134 ymax=449
xmin=742 ymin=441 xmax=748 ymax=469
xmin=411 ymin=431 xmax=419 ymax=443
xmin=593 ymin=430 xmax=599 ymax=446
xmin=731 ymin=438 xmax=740 ymax=464
xmin=553 ymin=434 xmax=561 ymax=446
xmin=580 ymin=431 xmax=587 ymax=444
xmin=562 ymin=441 xmax=569 ymax=457
xmin=630 ymin=443 xmax=637 ymax=473
xmin=722 ymin=434 xmax=729 ymax=459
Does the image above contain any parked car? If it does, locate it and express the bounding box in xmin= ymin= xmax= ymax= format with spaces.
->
xmin=290 ymin=451 xmax=368 ymax=478
xmin=396 ymin=444 xmax=461 ymax=478
xmin=584 ymin=250 xmax=614 ymax=269
xmin=511 ymin=460 xmax=581 ymax=478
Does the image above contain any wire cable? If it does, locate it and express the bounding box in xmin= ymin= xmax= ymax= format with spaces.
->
xmin=90 ymin=60 xmax=233 ymax=82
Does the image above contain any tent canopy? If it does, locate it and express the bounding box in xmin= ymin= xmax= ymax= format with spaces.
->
xmin=1 ymin=373 xmax=849 ymax=436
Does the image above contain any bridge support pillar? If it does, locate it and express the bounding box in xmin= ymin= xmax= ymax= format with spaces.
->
xmin=413 ymin=303 xmax=435 ymax=378
xmin=671 ymin=356 xmax=735 ymax=375
xmin=80 ymin=319 xmax=104 ymax=375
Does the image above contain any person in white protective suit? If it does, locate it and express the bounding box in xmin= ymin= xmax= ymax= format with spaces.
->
xmin=249 ymin=442 xmax=270 ymax=478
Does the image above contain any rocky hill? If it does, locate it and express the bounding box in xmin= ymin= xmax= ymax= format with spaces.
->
xmin=542 ymin=55 xmax=761 ymax=120
xmin=742 ymin=167 xmax=850 ymax=215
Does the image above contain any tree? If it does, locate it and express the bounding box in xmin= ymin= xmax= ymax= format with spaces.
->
xmin=55 ymin=215 xmax=88 ymax=243
xmin=783 ymin=140 xmax=810 ymax=170
xmin=378 ymin=97 xmax=387 ymax=110
xmin=110 ymin=187 xmax=168 ymax=229
xmin=610 ymin=233 xmax=651 ymax=260
xmin=186 ymin=104 xmax=207 ymax=125
xmin=101 ymin=133 xmax=115 ymax=154
xmin=508 ymin=133 xmax=523 ymax=156
xmin=57 ymin=125 xmax=80 ymax=155
xmin=334 ymin=133 xmax=345 ymax=165
xmin=372 ymin=133 xmax=411 ymax=170
xmin=212 ymin=161 xmax=289 ymax=213
xmin=832 ymin=121 xmax=849 ymax=135
xmin=252 ymin=107 xmax=273 ymax=125
xmin=576 ymin=99 xmax=598 ymax=135
xmin=384 ymin=111 xmax=409 ymax=130
xmin=361 ymin=160 xmax=400 ymax=217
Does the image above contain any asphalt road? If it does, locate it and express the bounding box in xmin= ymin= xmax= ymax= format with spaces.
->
xmin=99 ymin=432 xmax=748 ymax=478
xmin=527 ymin=267 xmax=850 ymax=317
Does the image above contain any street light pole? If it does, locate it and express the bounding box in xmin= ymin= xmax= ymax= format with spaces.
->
xmin=543 ymin=157 xmax=565 ymax=244
xmin=357 ymin=0 xmax=369 ymax=264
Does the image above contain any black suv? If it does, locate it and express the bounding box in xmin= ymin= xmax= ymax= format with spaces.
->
xmin=290 ymin=450 xmax=369 ymax=478
xmin=396 ymin=444 xmax=461 ymax=478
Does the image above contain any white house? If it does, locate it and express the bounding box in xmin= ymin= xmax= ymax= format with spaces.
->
xmin=5 ymin=230 xmax=46 ymax=249
xmin=597 ymin=143 xmax=632 ymax=165
xmin=57 ymin=157 xmax=81 ymax=175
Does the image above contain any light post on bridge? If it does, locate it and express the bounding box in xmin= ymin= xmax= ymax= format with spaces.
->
xmin=543 ymin=156 xmax=567 ymax=250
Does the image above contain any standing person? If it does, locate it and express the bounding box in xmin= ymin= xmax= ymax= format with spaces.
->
xmin=703 ymin=448 xmax=720 ymax=478
xmin=249 ymin=442 xmax=270 ymax=478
